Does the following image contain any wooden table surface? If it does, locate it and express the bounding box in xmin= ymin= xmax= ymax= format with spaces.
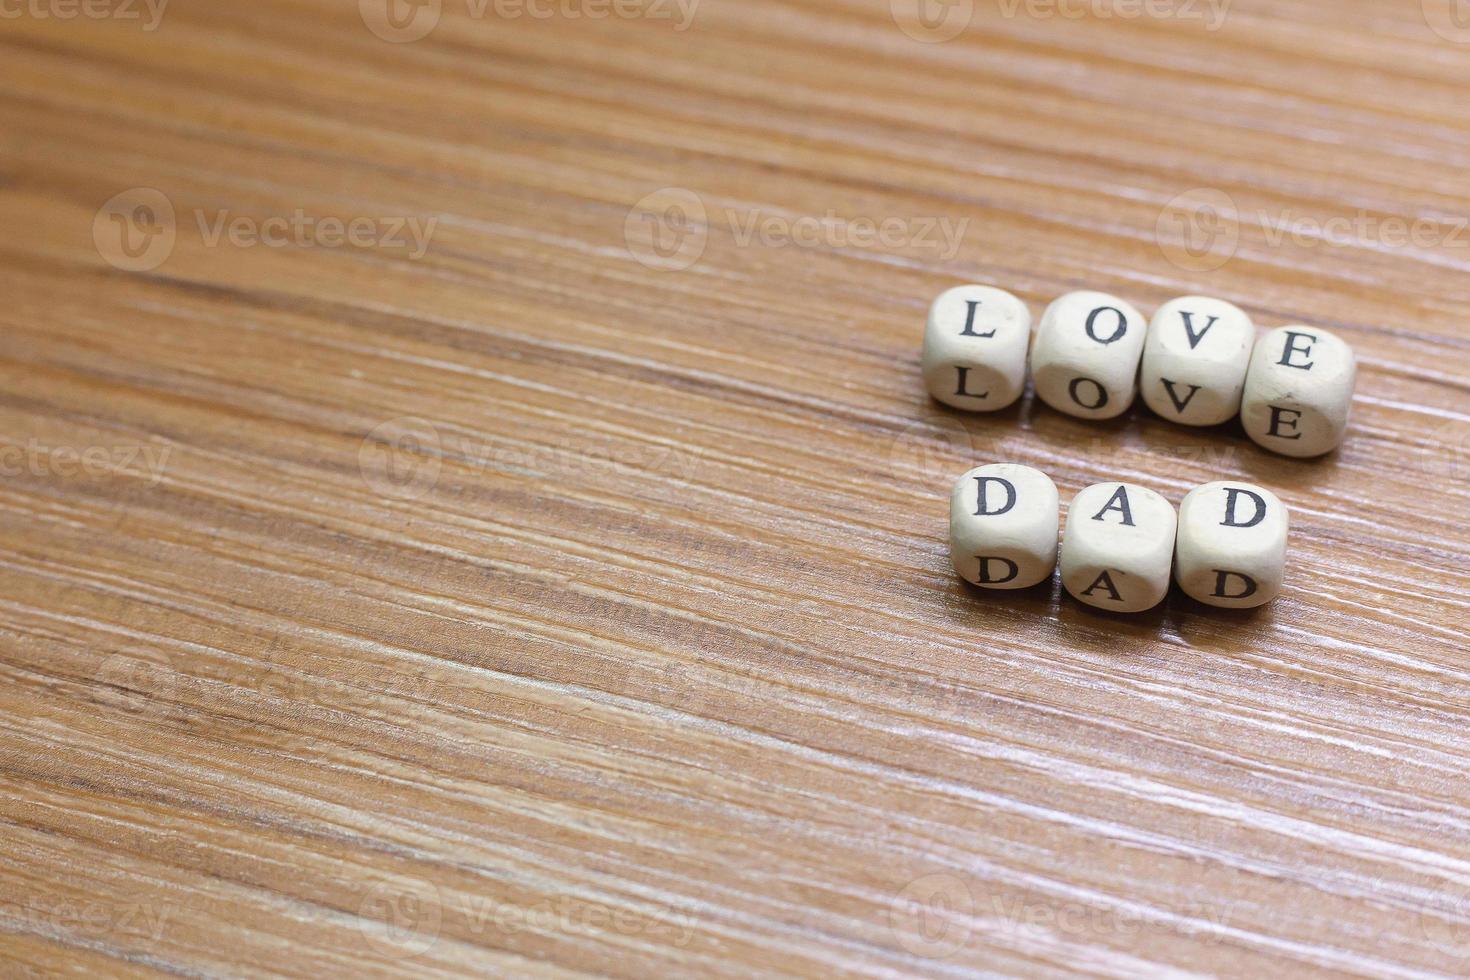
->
xmin=2 ymin=0 xmax=1469 ymax=976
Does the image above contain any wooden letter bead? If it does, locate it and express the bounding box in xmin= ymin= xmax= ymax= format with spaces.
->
xmin=1140 ymin=296 xmax=1255 ymax=426
xmin=922 ymin=285 xmax=1032 ymax=412
xmin=1030 ymin=291 xmax=1147 ymax=420
xmin=1241 ymin=326 xmax=1357 ymax=457
xmin=1175 ymin=481 xmax=1288 ymax=608
xmin=949 ymin=463 xmax=1059 ymax=590
xmin=1060 ymin=482 xmax=1176 ymax=612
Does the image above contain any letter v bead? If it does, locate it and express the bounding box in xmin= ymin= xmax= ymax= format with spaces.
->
xmin=1141 ymin=296 xmax=1254 ymax=427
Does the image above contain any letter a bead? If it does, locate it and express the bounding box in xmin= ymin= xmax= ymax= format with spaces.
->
xmin=1241 ymin=326 xmax=1357 ymax=457
xmin=1060 ymin=482 xmax=1176 ymax=612
xmin=1140 ymin=296 xmax=1254 ymax=426
xmin=1175 ymin=481 xmax=1288 ymax=608
xmin=922 ymin=285 xmax=1032 ymax=411
xmin=1030 ymin=291 xmax=1148 ymax=420
xmin=949 ymin=464 xmax=1059 ymax=590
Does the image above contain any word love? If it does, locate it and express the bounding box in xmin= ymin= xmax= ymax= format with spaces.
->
xmin=949 ymin=464 xmax=1289 ymax=612
xmin=922 ymin=286 xmax=1358 ymax=458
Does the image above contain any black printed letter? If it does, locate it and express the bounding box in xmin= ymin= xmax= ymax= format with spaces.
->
xmin=1085 ymin=307 xmax=1128 ymax=345
xmin=1277 ymin=330 xmax=1317 ymax=370
xmin=1179 ymin=311 xmax=1218 ymax=349
xmin=1068 ymin=377 xmax=1109 ymax=410
xmin=954 ymin=366 xmax=988 ymax=399
xmin=1221 ymin=487 xmax=1266 ymax=528
xmin=976 ymin=557 xmax=1019 ymax=585
xmin=1080 ymin=570 xmax=1123 ymax=602
xmin=1210 ymin=570 xmax=1257 ymax=600
xmin=1266 ymin=406 xmax=1302 ymax=440
xmin=974 ymin=477 xmax=1017 ymax=517
xmin=1159 ymin=379 xmax=1202 ymax=414
xmin=959 ymin=300 xmax=994 ymax=338
xmin=1091 ymin=485 xmax=1135 ymax=526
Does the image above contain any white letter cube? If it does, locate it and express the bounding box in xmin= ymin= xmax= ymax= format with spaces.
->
xmin=1061 ymin=482 xmax=1176 ymax=612
xmin=1241 ymin=326 xmax=1356 ymax=457
xmin=949 ymin=463 xmax=1059 ymax=590
xmin=1141 ymin=296 xmax=1254 ymax=426
xmin=1031 ymin=291 xmax=1148 ymax=420
xmin=1175 ymin=481 xmax=1288 ymax=608
xmin=922 ymin=285 xmax=1031 ymax=412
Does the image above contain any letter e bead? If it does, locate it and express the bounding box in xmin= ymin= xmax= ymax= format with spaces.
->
xmin=1241 ymin=326 xmax=1356 ymax=457
xmin=949 ymin=464 xmax=1059 ymax=589
xmin=1061 ymin=482 xmax=1176 ymax=612
xmin=1175 ymin=481 xmax=1288 ymax=608
xmin=1031 ymin=291 xmax=1148 ymax=420
xmin=922 ymin=285 xmax=1032 ymax=411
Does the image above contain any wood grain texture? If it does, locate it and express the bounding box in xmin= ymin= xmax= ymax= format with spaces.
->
xmin=1 ymin=0 xmax=1469 ymax=975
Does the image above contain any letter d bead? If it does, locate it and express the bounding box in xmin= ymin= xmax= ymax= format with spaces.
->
xmin=949 ymin=464 xmax=1059 ymax=590
xmin=1175 ymin=481 xmax=1289 ymax=608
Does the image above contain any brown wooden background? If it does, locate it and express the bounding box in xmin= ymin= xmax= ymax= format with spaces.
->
xmin=2 ymin=0 xmax=1469 ymax=975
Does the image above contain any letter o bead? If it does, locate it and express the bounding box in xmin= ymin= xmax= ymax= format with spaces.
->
xmin=1241 ymin=326 xmax=1357 ymax=457
xmin=1060 ymin=482 xmax=1176 ymax=613
xmin=949 ymin=464 xmax=1059 ymax=590
xmin=1175 ymin=482 xmax=1288 ymax=609
xmin=922 ymin=285 xmax=1032 ymax=411
xmin=1140 ymin=296 xmax=1254 ymax=426
xmin=1030 ymin=291 xmax=1148 ymax=420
